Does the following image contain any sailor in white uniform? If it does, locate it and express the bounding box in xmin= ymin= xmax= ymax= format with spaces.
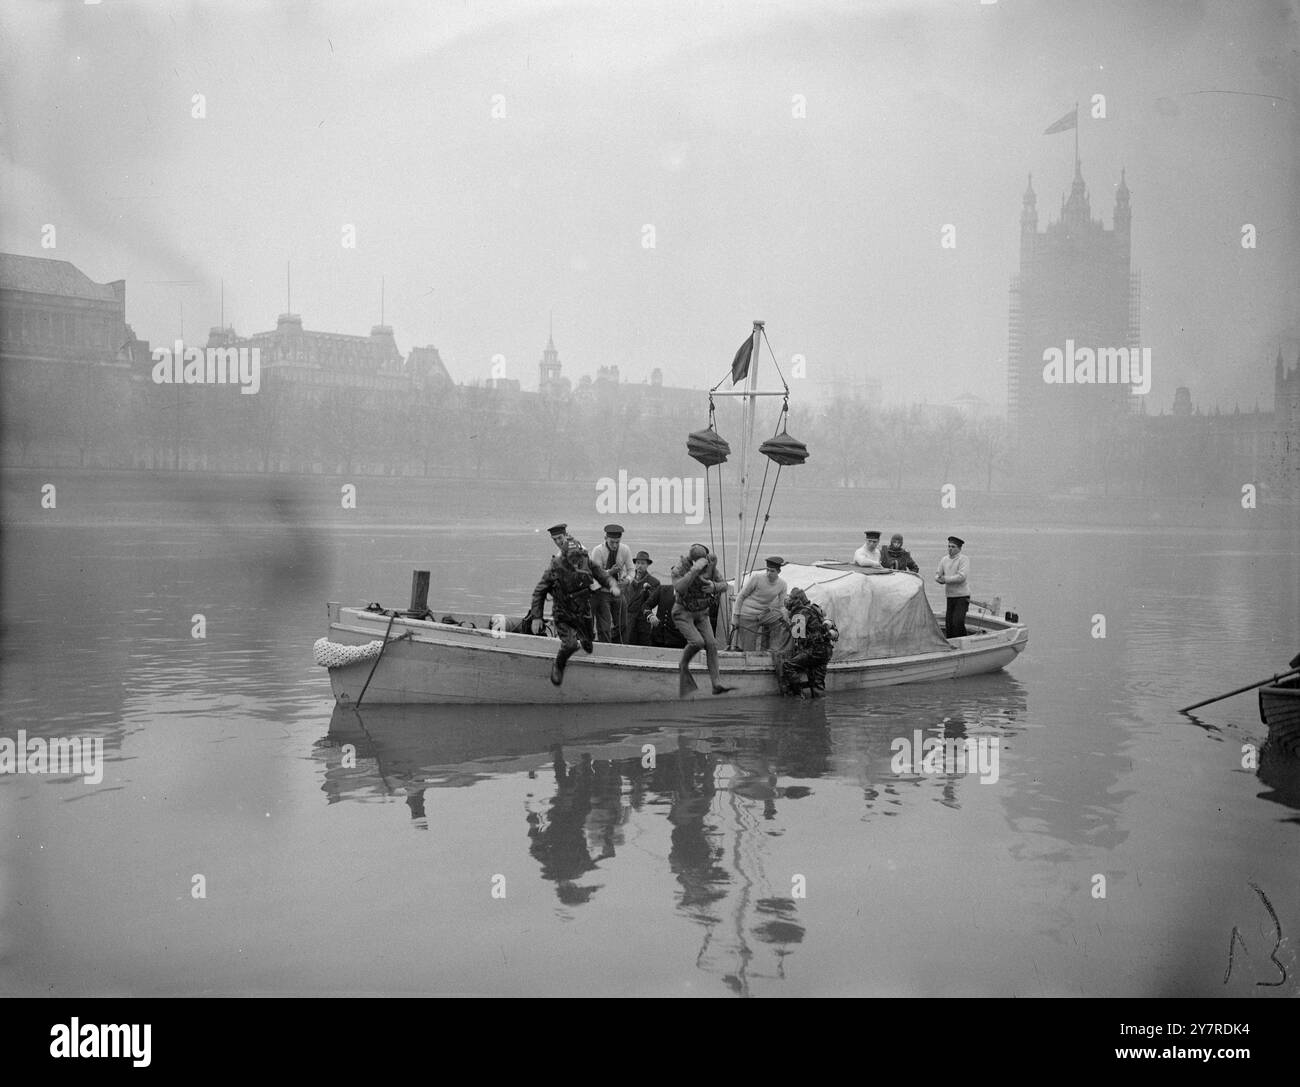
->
xmin=853 ymin=530 xmax=884 ymax=568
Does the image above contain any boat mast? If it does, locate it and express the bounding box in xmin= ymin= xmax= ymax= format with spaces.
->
xmin=733 ymin=320 xmax=763 ymax=591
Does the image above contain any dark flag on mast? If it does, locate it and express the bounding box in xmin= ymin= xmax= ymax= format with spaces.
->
xmin=1043 ymin=106 xmax=1077 ymax=134
xmin=731 ymin=335 xmax=754 ymax=385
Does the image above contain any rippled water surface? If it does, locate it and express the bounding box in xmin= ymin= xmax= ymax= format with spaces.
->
xmin=2 ymin=484 xmax=1297 ymax=996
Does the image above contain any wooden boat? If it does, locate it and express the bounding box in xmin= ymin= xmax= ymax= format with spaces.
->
xmin=318 ymin=321 xmax=1027 ymax=705
xmin=1260 ymin=674 xmax=1300 ymax=757
xmin=322 ymin=562 xmax=1027 ymax=705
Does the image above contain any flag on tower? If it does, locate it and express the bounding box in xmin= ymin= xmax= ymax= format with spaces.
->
xmin=1044 ymin=107 xmax=1078 ymax=135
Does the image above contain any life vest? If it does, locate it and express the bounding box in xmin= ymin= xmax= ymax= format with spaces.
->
xmin=673 ymin=559 xmax=716 ymax=612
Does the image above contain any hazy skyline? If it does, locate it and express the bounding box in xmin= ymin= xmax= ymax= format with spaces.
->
xmin=2 ymin=0 xmax=1296 ymax=410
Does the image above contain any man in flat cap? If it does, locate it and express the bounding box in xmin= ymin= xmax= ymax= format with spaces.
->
xmin=528 ymin=539 xmax=621 ymax=685
xmin=936 ymin=535 xmax=970 ymax=638
xmin=853 ymin=530 xmax=884 ymax=569
xmin=623 ymin=550 xmax=661 ymax=646
xmin=590 ymin=524 xmax=632 ymax=643
xmin=732 ymin=556 xmax=789 ymax=651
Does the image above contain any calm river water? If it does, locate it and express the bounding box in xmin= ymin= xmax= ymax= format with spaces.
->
xmin=1 ymin=479 xmax=1297 ymax=997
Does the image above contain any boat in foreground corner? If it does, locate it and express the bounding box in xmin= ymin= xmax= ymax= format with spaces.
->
xmin=1260 ymin=662 xmax=1300 ymax=757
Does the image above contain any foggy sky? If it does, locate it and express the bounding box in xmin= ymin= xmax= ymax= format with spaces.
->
xmin=1 ymin=0 xmax=1296 ymax=412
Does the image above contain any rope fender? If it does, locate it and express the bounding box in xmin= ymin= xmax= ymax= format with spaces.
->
xmin=313 ymin=637 xmax=385 ymax=668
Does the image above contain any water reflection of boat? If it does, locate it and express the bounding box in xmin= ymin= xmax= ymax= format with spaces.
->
xmin=320 ymin=700 xmax=818 ymax=992
xmin=1257 ymin=740 xmax=1300 ymax=818
xmin=319 ymin=676 xmax=1027 ymax=806
xmin=318 ymin=678 xmax=1026 ymax=994
xmin=325 ymin=699 xmax=683 ymax=769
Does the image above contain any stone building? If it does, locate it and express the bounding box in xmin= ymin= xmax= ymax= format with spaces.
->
xmin=1136 ymin=353 xmax=1297 ymax=498
xmin=194 ymin=313 xmax=455 ymax=473
xmin=0 ymin=252 xmax=141 ymax=466
xmin=206 ymin=314 xmax=451 ymax=397
xmin=0 ymin=252 xmax=129 ymax=365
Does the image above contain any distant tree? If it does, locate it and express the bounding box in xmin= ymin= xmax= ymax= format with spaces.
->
xmin=408 ymin=384 xmax=448 ymax=477
xmin=316 ymin=386 xmax=373 ymax=476
xmin=1093 ymin=408 xmax=1145 ymax=497
xmin=127 ymin=376 xmax=169 ymax=469
xmin=242 ymin=376 xmax=286 ymax=473
xmin=934 ymin=408 xmax=967 ymax=487
xmin=881 ymin=405 xmax=925 ymax=490
xmin=373 ymin=389 xmax=412 ymax=476
xmin=820 ymin=397 xmax=872 ymax=487
xmin=969 ymin=415 xmax=1005 ymax=492
xmin=533 ymin=393 xmax=577 ymax=481
xmin=2 ymin=370 xmax=51 ymax=465
xmin=455 ymin=384 xmax=504 ymax=479
xmin=62 ymin=366 xmax=112 ymax=467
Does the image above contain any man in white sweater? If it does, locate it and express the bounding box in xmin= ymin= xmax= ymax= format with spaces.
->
xmin=936 ymin=535 xmax=970 ymax=637
xmin=732 ymin=556 xmax=788 ymax=650
xmin=853 ymin=530 xmax=884 ymax=568
xmin=590 ymin=524 xmax=633 ymax=643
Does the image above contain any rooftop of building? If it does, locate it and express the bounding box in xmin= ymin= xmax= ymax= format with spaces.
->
xmin=243 ymin=314 xmax=396 ymax=346
xmin=0 ymin=252 xmax=121 ymax=302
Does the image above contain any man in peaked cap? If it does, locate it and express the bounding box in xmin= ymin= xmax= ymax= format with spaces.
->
xmin=590 ymin=524 xmax=632 ymax=643
xmin=732 ymin=556 xmax=789 ymax=651
xmin=624 ymin=550 xmax=661 ymax=646
xmin=936 ymin=535 xmax=970 ymax=638
xmin=547 ymin=523 xmax=574 ymax=569
xmin=853 ymin=530 xmax=884 ymax=569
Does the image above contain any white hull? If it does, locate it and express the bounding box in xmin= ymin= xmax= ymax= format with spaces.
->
xmin=323 ymin=602 xmax=1028 ymax=705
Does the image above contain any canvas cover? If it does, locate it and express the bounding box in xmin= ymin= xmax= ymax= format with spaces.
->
xmin=763 ymin=562 xmax=953 ymax=660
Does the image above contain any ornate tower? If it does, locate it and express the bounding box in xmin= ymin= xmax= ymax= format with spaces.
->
xmin=539 ymin=332 xmax=560 ymax=383
xmin=1006 ymin=163 xmax=1139 ymax=489
xmin=538 ymin=317 xmax=569 ymax=395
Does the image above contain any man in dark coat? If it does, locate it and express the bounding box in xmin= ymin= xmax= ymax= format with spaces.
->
xmin=623 ymin=551 xmax=661 ymax=646
xmin=881 ymin=533 xmax=920 ymax=573
xmin=650 ymin=583 xmax=687 ymax=648
xmin=528 ymin=541 xmax=621 ymax=685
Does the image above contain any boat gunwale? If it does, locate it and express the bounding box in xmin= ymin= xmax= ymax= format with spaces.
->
xmin=327 ymin=607 xmax=1028 ymax=676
